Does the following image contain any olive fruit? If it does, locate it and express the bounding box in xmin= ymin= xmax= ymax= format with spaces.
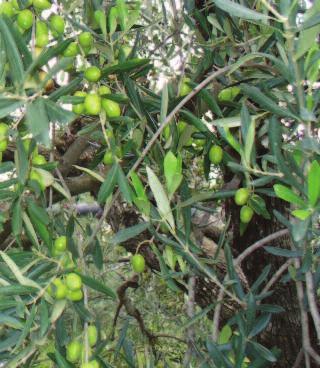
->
xmin=180 ymin=77 xmax=192 ymax=97
xmin=209 ymin=145 xmax=223 ymax=165
xmin=103 ymin=151 xmax=114 ymax=165
xmin=234 ymin=188 xmax=250 ymax=206
xmin=49 ymin=15 xmax=65 ymax=37
xmin=218 ymin=86 xmax=241 ymax=102
xmin=63 ymin=42 xmax=79 ymax=57
xmin=17 ymin=9 xmax=33 ymax=30
xmin=131 ymin=254 xmax=145 ymax=273
xmin=240 ymin=205 xmax=254 ymax=223
xmin=0 ymin=139 xmax=8 ymax=152
xmin=33 ymin=0 xmax=51 ymax=10
xmin=84 ymin=66 xmax=101 ymax=82
xmin=32 ymin=154 xmax=47 ymax=165
xmin=66 ymin=273 xmax=82 ymax=291
xmin=98 ymin=85 xmax=111 ymax=96
xmin=88 ymin=325 xmax=98 ymax=347
xmin=101 ymin=99 xmax=120 ymax=118
xmin=72 ymin=91 xmax=87 ymax=115
xmin=54 ymin=236 xmax=67 ymax=253
xmin=0 ymin=123 xmax=8 ymax=140
xmin=177 ymin=120 xmax=187 ymax=135
xmin=67 ymin=288 xmax=83 ymax=301
xmin=35 ymin=21 xmax=49 ymax=47
xmin=84 ymin=94 xmax=101 ymax=115
xmin=66 ymin=340 xmax=82 ymax=363
xmin=0 ymin=2 xmax=15 ymax=17
xmin=52 ymin=279 xmax=68 ymax=300
xmin=79 ymin=32 xmax=93 ymax=49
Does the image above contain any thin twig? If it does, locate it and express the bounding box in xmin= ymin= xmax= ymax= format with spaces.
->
xmin=306 ymin=346 xmax=320 ymax=365
xmin=292 ymin=348 xmax=303 ymax=368
xmin=183 ymin=275 xmax=196 ymax=367
xmin=305 ymin=271 xmax=320 ymax=343
xmin=260 ymin=258 xmax=293 ymax=296
xmin=294 ymin=259 xmax=311 ymax=368
xmin=235 ymin=229 xmax=289 ymax=266
xmin=211 ymin=287 xmax=225 ymax=342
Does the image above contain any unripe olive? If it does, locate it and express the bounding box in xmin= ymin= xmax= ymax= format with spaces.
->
xmin=179 ymin=77 xmax=192 ymax=97
xmin=17 ymin=9 xmax=33 ymax=30
xmin=234 ymin=188 xmax=250 ymax=206
xmin=131 ymin=254 xmax=145 ymax=273
xmin=209 ymin=145 xmax=223 ymax=165
xmin=72 ymin=91 xmax=87 ymax=115
xmin=63 ymin=42 xmax=79 ymax=57
xmin=78 ymin=32 xmax=93 ymax=49
xmin=66 ymin=340 xmax=82 ymax=363
xmin=84 ymin=66 xmax=101 ymax=82
xmin=101 ymin=99 xmax=121 ymax=118
xmin=49 ymin=15 xmax=65 ymax=37
xmin=65 ymin=273 xmax=82 ymax=291
xmin=240 ymin=205 xmax=254 ymax=223
xmin=84 ymin=94 xmax=101 ymax=115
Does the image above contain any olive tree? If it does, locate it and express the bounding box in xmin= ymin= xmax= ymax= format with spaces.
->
xmin=0 ymin=0 xmax=319 ymax=367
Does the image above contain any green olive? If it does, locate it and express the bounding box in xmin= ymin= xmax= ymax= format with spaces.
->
xmin=240 ymin=205 xmax=254 ymax=223
xmin=209 ymin=145 xmax=223 ymax=165
xmin=234 ymin=188 xmax=250 ymax=206
xmin=17 ymin=9 xmax=33 ymax=30
xmin=131 ymin=254 xmax=145 ymax=273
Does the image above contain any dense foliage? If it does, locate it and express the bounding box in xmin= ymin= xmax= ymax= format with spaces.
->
xmin=0 ymin=0 xmax=319 ymax=367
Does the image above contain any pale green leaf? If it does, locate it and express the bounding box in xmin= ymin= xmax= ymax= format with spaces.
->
xmin=146 ymin=166 xmax=175 ymax=230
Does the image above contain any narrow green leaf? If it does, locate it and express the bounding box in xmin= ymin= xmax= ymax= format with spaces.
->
xmin=249 ymin=341 xmax=277 ymax=362
xmin=160 ymin=83 xmax=168 ymax=124
xmin=0 ymin=97 xmax=24 ymax=118
xmin=0 ymin=285 xmax=38 ymax=296
xmin=102 ymin=59 xmax=150 ymax=77
xmin=0 ymin=16 xmax=24 ymax=87
xmin=117 ymin=167 xmax=133 ymax=204
xmin=146 ymin=166 xmax=175 ymax=230
xmin=97 ymin=163 xmax=119 ymax=203
xmin=307 ymin=160 xmax=320 ymax=206
xmin=116 ymin=0 xmax=128 ymax=31
xmin=241 ymin=84 xmax=298 ymax=120
xmin=27 ymin=200 xmax=50 ymax=225
xmin=109 ymin=222 xmax=149 ymax=245
xmin=15 ymin=136 xmax=29 ymax=184
xmin=291 ymin=209 xmax=312 ymax=220
xmin=45 ymin=99 xmax=76 ymax=126
xmin=264 ymin=246 xmax=302 ymax=257
xmin=26 ymin=98 xmax=50 ymax=146
xmin=213 ymin=0 xmax=269 ymax=20
xmin=273 ymin=184 xmax=305 ymax=207
xmin=75 ymin=272 xmax=116 ymax=299
xmin=164 ymin=151 xmax=183 ymax=199
xmin=11 ymin=200 xmax=22 ymax=237
xmin=39 ymin=299 xmax=49 ymax=337
xmin=14 ymin=304 xmax=36 ymax=351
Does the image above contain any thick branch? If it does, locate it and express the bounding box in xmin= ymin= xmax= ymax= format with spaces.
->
xmin=58 ymin=135 xmax=91 ymax=176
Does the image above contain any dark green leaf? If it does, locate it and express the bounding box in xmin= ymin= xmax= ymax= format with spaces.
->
xmin=0 ymin=16 xmax=24 ymax=87
xmin=109 ymin=222 xmax=149 ymax=245
xmin=264 ymin=246 xmax=302 ymax=257
xmin=212 ymin=0 xmax=269 ymax=21
xmin=97 ymin=164 xmax=119 ymax=204
xmin=76 ymin=272 xmax=116 ymax=299
xmin=102 ymin=58 xmax=150 ymax=77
